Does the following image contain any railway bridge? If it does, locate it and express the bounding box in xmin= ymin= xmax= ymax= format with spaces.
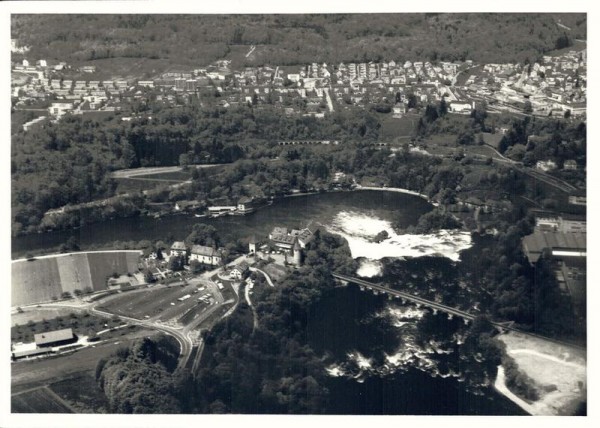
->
xmin=332 ymin=273 xmax=585 ymax=350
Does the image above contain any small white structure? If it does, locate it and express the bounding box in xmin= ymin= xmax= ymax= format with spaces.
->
xmin=229 ymin=262 xmax=249 ymax=280
xmin=536 ymin=160 xmax=557 ymax=172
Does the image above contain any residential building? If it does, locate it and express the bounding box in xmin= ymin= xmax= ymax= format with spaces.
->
xmin=190 ymin=245 xmax=221 ymax=266
xmin=48 ymin=102 xmax=73 ymax=117
xmin=229 ymin=262 xmax=249 ymax=279
xmin=170 ymin=241 xmax=187 ymax=257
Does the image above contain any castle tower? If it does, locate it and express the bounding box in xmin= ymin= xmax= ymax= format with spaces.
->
xmin=249 ymin=235 xmax=258 ymax=254
xmin=293 ymin=240 xmax=302 ymax=266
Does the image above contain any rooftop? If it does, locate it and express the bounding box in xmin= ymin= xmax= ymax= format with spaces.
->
xmin=191 ymin=245 xmax=218 ymax=257
xmin=522 ymin=231 xmax=586 ymax=264
xmin=171 ymin=241 xmax=187 ymax=250
xmin=34 ymin=328 xmax=74 ymax=346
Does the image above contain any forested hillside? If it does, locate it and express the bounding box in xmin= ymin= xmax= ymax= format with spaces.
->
xmin=12 ymin=14 xmax=586 ymax=70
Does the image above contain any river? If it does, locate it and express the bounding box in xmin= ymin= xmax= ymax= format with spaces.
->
xmin=11 ymin=189 xmax=523 ymax=414
xmin=12 ymin=190 xmax=432 ymax=257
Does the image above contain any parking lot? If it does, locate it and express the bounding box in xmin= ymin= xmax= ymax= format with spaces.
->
xmin=98 ymin=281 xmax=221 ymax=327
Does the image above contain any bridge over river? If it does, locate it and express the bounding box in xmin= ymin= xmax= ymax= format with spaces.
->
xmin=332 ymin=273 xmax=585 ymax=351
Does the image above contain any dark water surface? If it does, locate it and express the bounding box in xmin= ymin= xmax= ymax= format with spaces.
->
xmin=13 ymin=190 xmax=431 ymax=257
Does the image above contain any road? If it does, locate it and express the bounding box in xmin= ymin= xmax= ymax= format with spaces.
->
xmin=249 ymin=267 xmax=275 ymax=287
xmin=89 ymin=305 xmax=193 ymax=369
xmin=245 ymin=45 xmax=256 ymax=58
xmin=110 ymin=164 xmax=222 ymax=179
xmin=12 ymin=249 xmax=142 ymax=263
xmin=23 ymin=267 xmax=241 ymax=372
xmin=245 ymin=282 xmax=258 ymax=333
xmin=324 ymin=87 xmax=334 ymax=112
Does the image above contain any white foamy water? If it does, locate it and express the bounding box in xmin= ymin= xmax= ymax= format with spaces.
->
xmin=326 ymin=211 xmax=472 ymax=262
xmin=356 ymin=259 xmax=383 ymax=277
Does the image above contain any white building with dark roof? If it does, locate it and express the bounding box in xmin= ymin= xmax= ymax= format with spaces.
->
xmin=170 ymin=241 xmax=187 ymax=257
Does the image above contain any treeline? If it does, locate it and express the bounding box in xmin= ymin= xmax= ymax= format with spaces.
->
xmin=95 ymin=231 xmax=357 ymax=414
xmin=95 ymin=335 xmax=194 ymax=413
xmin=12 ymin=14 xmax=585 ymax=68
xmin=194 ymin=231 xmax=357 ymax=413
xmin=460 ymin=216 xmax=580 ymax=340
xmin=11 ymin=104 xmax=380 ymax=234
xmin=498 ymin=116 xmax=586 ymax=168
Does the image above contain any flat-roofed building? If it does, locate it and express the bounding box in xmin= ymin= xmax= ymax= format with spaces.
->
xmin=34 ymin=328 xmax=75 ymax=347
xmin=522 ymin=230 xmax=586 ymax=264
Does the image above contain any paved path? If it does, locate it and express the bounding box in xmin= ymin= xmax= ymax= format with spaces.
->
xmin=324 ymin=87 xmax=334 ymax=112
xmin=245 ymin=45 xmax=256 ymax=57
xmin=12 ymin=249 xmax=142 ymax=263
xmin=494 ymin=366 xmax=536 ymax=415
xmin=110 ymin=164 xmax=222 ymax=179
xmin=244 ymin=282 xmax=258 ymax=333
xmin=249 ymin=267 xmax=274 ymax=287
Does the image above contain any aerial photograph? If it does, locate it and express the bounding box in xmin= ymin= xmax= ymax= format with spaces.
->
xmin=7 ymin=8 xmax=588 ymax=423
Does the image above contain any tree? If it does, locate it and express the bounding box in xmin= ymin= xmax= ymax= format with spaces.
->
xmin=169 ymin=255 xmax=184 ymax=272
xmin=143 ymin=268 xmax=156 ymax=283
xmin=186 ymin=223 xmax=220 ymax=247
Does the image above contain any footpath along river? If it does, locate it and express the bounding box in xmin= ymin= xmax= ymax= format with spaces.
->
xmin=12 ymin=189 xmax=524 ymax=414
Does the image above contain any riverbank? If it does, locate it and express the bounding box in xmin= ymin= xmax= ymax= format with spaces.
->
xmin=493 ymin=331 xmax=586 ymax=415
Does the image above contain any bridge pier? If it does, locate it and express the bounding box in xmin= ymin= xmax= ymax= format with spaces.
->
xmin=447 ymin=314 xmax=454 ymax=320
xmin=416 ymin=303 xmax=421 ymax=309
xmin=463 ymin=318 xmax=470 ymax=325
xmin=359 ymin=286 xmax=365 ymax=291
xmin=432 ymin=308 xmax=438 ymax=315
xmin=402 ymin=298 xmax=406 ymax=304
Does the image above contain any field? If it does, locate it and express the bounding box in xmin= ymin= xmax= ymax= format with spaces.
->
xmin=48 ymin=373 xmax=109 ymax=413
xmin=11 ymin=251 xmax=142 ymax=307
xmin=49 ymin=372 xmax=108 ymax=413
xmin=114 ymin=178 xmax=178 ymax=194
xmin=420 ymin=133 xmax=457 ymax=156
xmin=379 ymin=114 xmax=418 ymax=140
xmin=12 ymin=307 xmax=75 ymax=327
xmin=61 ymin=57 xmax=190 ymax=81
xmin=262 ymin=263 xmax=289 ymax=283
xmin=497 ymin=332 xmax=586 ymax=415
xmin=12 ymin=387 xmax=74 ymax=413
xmin=481 ymin=132 xmax=504 ymax=151
xmin=11 ymin=312 xmax=122 ymax=344
xmin=86 ymin=252 xmax=141 ymax=291
xmin=11 ymin=258 xmax=62 ymax=307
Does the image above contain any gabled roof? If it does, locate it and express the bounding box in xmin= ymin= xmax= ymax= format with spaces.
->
xmin=271 ymin=227 xmax=288 ymax=236
xmin=191 ymin=245 xmax=218 ymax=257
xmin=233 ymin=262 xmax=250 ymax=272
xmin=171 ymin=241 xmax=187 ymax=250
